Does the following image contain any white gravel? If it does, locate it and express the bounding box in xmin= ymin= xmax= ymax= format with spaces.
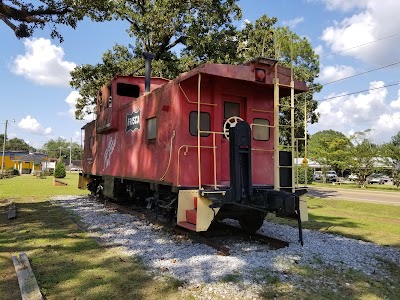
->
xmin=51 ymin=195 xmax=400 ymax=299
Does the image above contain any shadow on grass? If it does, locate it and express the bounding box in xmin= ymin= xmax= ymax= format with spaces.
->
xmin=258 ymin=262 xmax=400 ymax=300
xmin=0 ymin=201 xmax=180 ymax=300
xmin=268 ymin=209 xmax=381 ymax=244
xmin=307 ymin=189 xmax=339 ymax=199
xmin=307 ymin=213 xmax=376 ymax=242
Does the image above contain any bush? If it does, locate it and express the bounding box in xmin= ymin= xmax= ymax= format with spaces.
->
xmin=43 ymin=169 xmax=53 ymax=176
xmin=54 ymin=160 xmax=66 ymax=178
xmin=295 ymin=166 xmax=314 ymax=184
xmin=7 ymin=167 xmax=20 ymax=175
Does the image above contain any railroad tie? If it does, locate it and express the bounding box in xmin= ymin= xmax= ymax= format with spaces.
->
xmin=12 ymin=253 xmax=43 ymax=300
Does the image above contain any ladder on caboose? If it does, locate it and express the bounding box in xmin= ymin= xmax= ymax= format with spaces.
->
xmin=272 ymin=65 xmax=308 ymax=192
xmin=273 ymin=62 xmax=295 ymax=193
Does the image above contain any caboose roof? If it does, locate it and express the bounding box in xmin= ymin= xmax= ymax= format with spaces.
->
xmin=175 ymin=59 xmax=308 ymax=95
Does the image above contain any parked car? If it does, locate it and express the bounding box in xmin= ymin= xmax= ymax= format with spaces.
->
xmin=313 ymin=171 xmax=323 ymax=181
xmin=325 ymin=170 xmax=338 ymax=182
xmin=367 ymin=174 xmax=385 ymax=184
xmin=348 ymin=173 xmax=358 ymax=181
xmin=381 ymin=175 xmax=391 ymax=182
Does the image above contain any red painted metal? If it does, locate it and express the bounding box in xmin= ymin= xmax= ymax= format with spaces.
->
xmin=186 ymin=209 xmax=197 ymax=225
xmin=82 ymin=60 xmax=307 ymax=189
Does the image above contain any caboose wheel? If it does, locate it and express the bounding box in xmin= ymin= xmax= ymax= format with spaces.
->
xmin=223 ymin=116 xmax=244 ymax=140
xmin=239 ymin=212 xmax=266 ymax=234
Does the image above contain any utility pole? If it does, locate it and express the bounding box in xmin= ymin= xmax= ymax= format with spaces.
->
xmin=1 ymin=120 xmax=8 ymax=177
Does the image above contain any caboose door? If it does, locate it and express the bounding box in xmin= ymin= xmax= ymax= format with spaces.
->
xmin=220 ymin=95 xmax=246 ymax=184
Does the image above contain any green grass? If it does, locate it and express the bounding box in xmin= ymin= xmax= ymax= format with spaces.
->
xmin=0 ymin=173 xmax=88 ymax=200
xmin=1 ymin=174 xmax=400 ymax=299
xmin=258 ymin=262 xmax=400 ymax=300
xmin=220 ymin=272 xmax=243 ymax=283
xmin=312 ymin=181 xmax=400 ymax=191
xmin=0 ymin=174 xmax=184 ymax=300
xmin=267 ymin=196 xmax=400 ymax=247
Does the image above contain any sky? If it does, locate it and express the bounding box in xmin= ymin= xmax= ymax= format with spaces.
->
xmin=1 ymin=0 xmax=400 ymax=150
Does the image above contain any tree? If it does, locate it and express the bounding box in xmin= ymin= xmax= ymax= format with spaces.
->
xmin=0 ymin=0 xmax=113 ymax=40
xmin=54 ymin=159 xmax=66 ymax=178
xmin=71 ymin=11 xmax=321 ymax=129
xmin=71 ymin=0 xmax=242 ymax=119
xmin=8 ymin=137 xmax=35 ymax=151
xmin=308 ymin=130 xmax=352 ymax=178
xmin=41 ymin=138 xmax=82 ymax=160
xmin=390 ymin=131 xmax=400 ymax=146
xmin=381 ymin=131 xmax=400 ymax=188
xmin=0 ymin=134 xmax=35 ymax=152
xmin=348 ymin=130 xmax=379 ymax=188
xmin=381 ymin=131 xmax=400 ymax=164
xmin=236 ymin=19 xmax=321 ymax=150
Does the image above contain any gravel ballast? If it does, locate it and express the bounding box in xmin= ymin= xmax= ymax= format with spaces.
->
xmin=51 ymin=195 xmax=400 ymax=299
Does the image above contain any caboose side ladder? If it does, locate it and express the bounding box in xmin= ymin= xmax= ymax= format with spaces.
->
xmin=273 ymin=63 xmax=296 ymax=193
xmin=273 ymin=61 xmax=307 ymax=245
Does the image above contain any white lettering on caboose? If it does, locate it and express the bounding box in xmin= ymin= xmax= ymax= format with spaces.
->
xmin=126 ymin=109 xmax=141 ymax=133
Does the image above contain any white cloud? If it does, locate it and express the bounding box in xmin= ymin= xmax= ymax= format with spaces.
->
xmin=11 ymin=38 xmax=76 ymax=87
xmin=311 ymin=81 xmax=400 ymax=143
xmin=321 ymin=0 xmax=400 ymax=65
xmin=64 ymin=91 xmax=95 ymax=122
xmin=241 ymin=19 xmax=251 ymax=29
xmin=374 ymin=112 xmax=400 ymax=142
xmin=390 ymin=89 xmax=400 ymax=109
xmin=18 ymin=115 xmax=52 ymax=135
xmin=309 ymin=0 xmax=367 ymax=11
xmin=314 ymin=45 xmax=324 ymax=56
xmin=282 ymin=17 xmax=304 ymax=29
xmin=318 ymin=65 xmax=355 ymax=83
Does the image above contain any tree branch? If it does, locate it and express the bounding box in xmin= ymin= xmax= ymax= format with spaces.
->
xmin=0 ymin=12 xmax=17 ymax=31
xmin=0 ymin=3 xmax=71 ymax=23
xmin=165 ymin=35 xmax=184 ymax=51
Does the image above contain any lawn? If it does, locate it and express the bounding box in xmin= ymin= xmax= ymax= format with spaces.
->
xmin=1 ymin=174 xmax=399 ymax=299
xmin=312 ymin=181 xmax=400 ymax=191
xmin=268 ymin=196 xmax=400 ymax=248
xmin=0 ymin=174 xmax=183 ymax=300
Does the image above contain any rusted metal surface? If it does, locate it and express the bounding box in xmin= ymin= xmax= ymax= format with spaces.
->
xmin=173 ymin=225 xmax=230 ymax=256
xmin=205 ymin=222 xmax=289 ymax=249
xmin=247 ymin=232 xmax=289 ymax=249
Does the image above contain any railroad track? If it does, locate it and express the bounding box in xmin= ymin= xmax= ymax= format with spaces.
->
xmin=90 ymin=196 xmax=289 ymax=255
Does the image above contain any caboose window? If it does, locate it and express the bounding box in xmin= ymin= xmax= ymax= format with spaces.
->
xmin=117 ymin=83 xmax=140 ymax=98
xmin=89 ymin=136 xmax=94 ymax=150
xmin=189 ymin=112 xmax=210 ymax=137
xmin=253 ymin=118 xmax=270 ymax=141
xmin=224 ymin=102 xmax=240 ymax=119
xmin=107 ymin=85 xmax=112 ymax=108
xmin=99 ymin=92 xmax=103 ymax=112
xmin=147 ymin=117 xmax=157 ymax=140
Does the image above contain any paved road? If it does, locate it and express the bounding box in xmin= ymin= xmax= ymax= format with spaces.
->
xmin=308 ymin=186 xmax=400 ymax=206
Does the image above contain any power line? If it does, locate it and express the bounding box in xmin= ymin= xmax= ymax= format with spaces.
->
xmin=321 ymin=60 xmax=400 ymax=86
xmin=321 ymin=32 xmax=400 ymax=58
xmin=315 ymin=81 xmax=399 ymax=102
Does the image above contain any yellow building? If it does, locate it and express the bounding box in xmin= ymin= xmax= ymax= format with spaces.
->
xmin=1 ymin=151 xmax=48 ymax=174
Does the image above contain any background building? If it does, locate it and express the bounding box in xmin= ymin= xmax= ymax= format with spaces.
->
xmin=1 ymin=151 xmax=48 ymax=174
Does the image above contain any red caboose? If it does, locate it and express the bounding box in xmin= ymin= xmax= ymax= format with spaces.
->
xmin=79 ymin=57 xmax=309 ymax=241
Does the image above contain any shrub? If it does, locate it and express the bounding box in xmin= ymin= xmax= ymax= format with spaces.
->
xmin=7 ymin=167 xmax=20 ymax=175
xmin=43 ymin=169 xmax=53 ymax=176
xmin=54 ymin=160 xmax=66 ymax=178
xmin=295 ymin=166 xmax=314 ymax=184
